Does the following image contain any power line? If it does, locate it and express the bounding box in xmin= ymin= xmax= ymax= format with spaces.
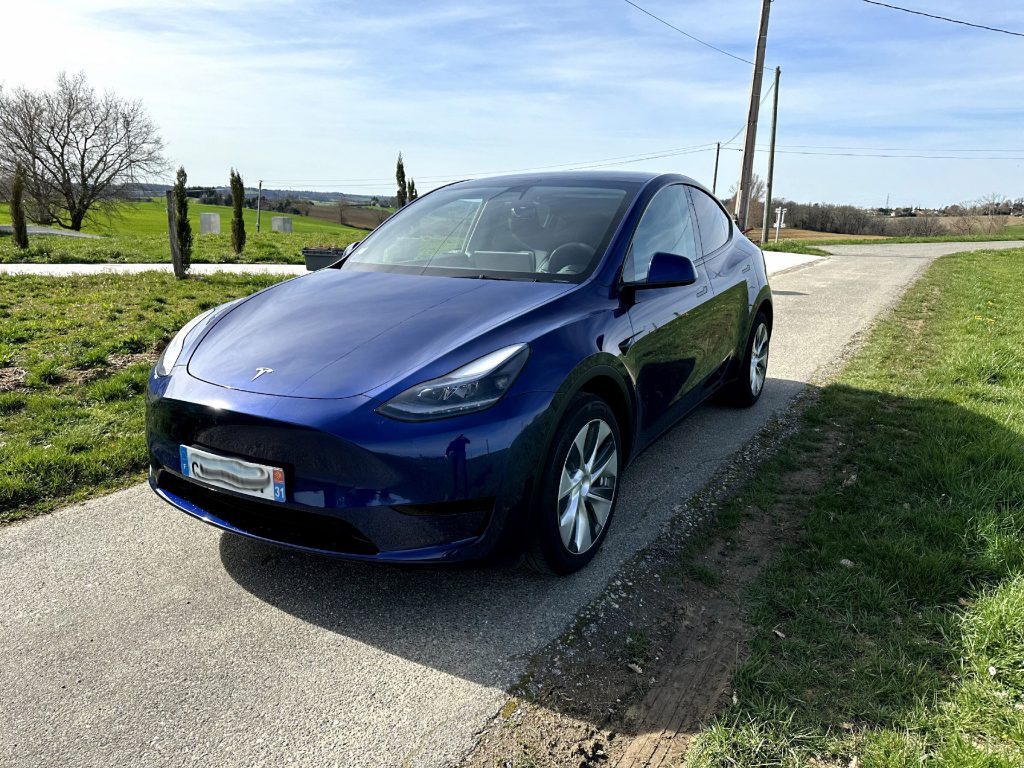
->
xmin=262 ymin=144 xmax=720 ymax=187
xmin=773 ymin=143 xmax=1024 ymax=153
xmin=774 ymin=151 xmax=1024 ymax=162
xmin=722 ymin=146 xmax=1024 ymax=160
xmin=861 ymin=1 xmax=1024 ymax=38
xmin=721 ymin=78 xmax=777 ymax=147
xmin=262 ymin=132 xmax=1024 ymax=192
xmin=620 ymin=0 xmax=755 ymax=65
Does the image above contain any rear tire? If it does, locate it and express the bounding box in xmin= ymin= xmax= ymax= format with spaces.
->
xmin=720 ymin=311 xmax=770 ymax=407
xmin=526 ymin=394 xmax=621 ymax=575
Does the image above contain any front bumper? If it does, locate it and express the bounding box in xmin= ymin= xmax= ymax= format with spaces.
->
xmin=146 ymin=371 xmax=556 ymax=563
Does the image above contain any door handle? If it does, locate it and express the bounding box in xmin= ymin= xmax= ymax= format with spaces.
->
xmin=696 ymin=286 xmax=709 ymax=297
xmin=742 ymin=265 xmax=751 ymax=273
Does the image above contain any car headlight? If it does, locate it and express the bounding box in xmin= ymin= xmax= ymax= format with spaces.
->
xmin=376 ymin=344 xmax=530 ymax=421
xmin=154 ymin=310 xmax=215 ymax=377
xmin=155 ymin=298 xmax=248 ymax=377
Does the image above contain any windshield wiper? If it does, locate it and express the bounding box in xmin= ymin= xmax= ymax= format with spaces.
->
xmin=456 ymin=274 xmax=539 ymax=282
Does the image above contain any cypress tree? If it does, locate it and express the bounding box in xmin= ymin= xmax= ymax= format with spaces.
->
xmin=230 ymin=169 xmax=246 ymax=254
xmin=11 ymin=163 xmax=29 ymax=249
xmin=395 ymin=153 xmax=407 ymax=208
xmin=408 ymin=178 xmax=418 ymax=201
xmin=173 ymin=166 xmax=192 ymax=272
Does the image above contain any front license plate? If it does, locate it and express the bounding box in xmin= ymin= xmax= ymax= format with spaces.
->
xmin=179 ymin=445 xmax=286 ymax=503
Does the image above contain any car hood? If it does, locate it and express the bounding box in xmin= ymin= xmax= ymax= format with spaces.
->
xmin=187 ymin=269 xmax=573 ymax=399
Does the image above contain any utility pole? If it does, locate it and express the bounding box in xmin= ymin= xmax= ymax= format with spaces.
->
xmin=256 ymin=179 xmax=263 ymax=232
xmin=734 ymin=0 xmax=772 ymax=230
xmin=712 ymin=142 xmax=721 ymax=196
xmin=761 ymin=66 xmax=781 ymax=244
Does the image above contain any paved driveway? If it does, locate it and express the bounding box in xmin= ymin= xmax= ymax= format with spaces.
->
xmin=0 ymin=224 xmax=100 ymax=239
xmin=1 ymin=241 xmax=1019 ymax=767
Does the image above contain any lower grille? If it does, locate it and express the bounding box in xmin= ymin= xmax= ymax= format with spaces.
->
xmin=158 ymin=471 xmax=378 ymax=555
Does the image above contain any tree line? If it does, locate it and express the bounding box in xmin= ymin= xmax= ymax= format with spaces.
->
xmin=772 ymin=195 xmax=1023 ymax=238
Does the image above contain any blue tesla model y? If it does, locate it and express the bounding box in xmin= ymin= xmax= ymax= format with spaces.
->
xmin=146 ymin=171 xmax=772 ymax=573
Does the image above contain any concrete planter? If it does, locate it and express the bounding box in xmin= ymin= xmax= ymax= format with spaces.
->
xmin=302 ymin=248 xmax=346 ymax=271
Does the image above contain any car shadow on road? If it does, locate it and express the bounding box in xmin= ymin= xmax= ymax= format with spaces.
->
xmin=216 ymin=376 xmax=811 ymax=693
xmin=222 ymin=379 xmax=1024 ymax=760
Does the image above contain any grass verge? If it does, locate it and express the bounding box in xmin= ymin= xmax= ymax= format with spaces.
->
xmin=0 ymin=272 xmax=290 ymax=522
xmin=761 ymin=241 xmax=831 ymax=257
xmin=687 ymin=247 xmax=1024 ymax=766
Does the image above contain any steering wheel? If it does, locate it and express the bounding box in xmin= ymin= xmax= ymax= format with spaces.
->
xmin=545 ymin=242 xmax=596 ymax=274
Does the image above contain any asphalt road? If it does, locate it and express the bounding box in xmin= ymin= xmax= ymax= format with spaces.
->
xmin=0 ymin=224 xmax=100 ymax=239
xmin=2 ymin=241 xmax=1020 ymax=768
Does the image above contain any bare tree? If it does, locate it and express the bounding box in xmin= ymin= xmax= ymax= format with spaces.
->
xmin=727 ymin=173 xmax=766 ymax=232
xmin=0 ymin=72 xmax=166 ymax=230
xmin=977 ymin=192 xmax=1009 ymax=217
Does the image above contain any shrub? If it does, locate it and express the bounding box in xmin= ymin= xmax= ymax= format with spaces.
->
xmin=173 ymin=166 xmax=192 ymax=274
xmin=230 ymin=168 xmax=246 ymax=254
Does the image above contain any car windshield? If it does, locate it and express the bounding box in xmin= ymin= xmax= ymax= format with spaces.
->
xmin=340 ymin=180 xmax=638 ymax=283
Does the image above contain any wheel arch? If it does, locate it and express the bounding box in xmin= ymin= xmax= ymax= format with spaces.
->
xmin=578 ymin=374 xmax=634 ymax=464
xmin=756 ymin=295 xmax=774 ymax=330
xmin=546 ymin=358 xmax=637 ymax=465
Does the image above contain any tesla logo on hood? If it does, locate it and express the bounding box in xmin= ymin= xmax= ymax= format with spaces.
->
xmin=251 ymin=367 xmax=274 ymax=381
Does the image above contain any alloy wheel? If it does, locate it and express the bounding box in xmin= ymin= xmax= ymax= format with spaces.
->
xmin=557 ymin=418 xmax=618 ymax=555
xmin=749 ymin=323 xmax=769 ymax=397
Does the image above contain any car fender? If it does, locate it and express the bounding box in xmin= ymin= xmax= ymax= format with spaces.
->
xmin=492 ymin=354 xmax=637 ymax=557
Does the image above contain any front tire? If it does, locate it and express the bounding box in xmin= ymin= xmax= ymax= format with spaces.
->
xmin=526 ymin=394 xmax=621 ymax=575
xmin=721 ymin=311 xmax=770 ymax=407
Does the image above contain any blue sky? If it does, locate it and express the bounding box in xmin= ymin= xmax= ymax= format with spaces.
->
xmin=3 ymin=0 xmax=1022 ymax=206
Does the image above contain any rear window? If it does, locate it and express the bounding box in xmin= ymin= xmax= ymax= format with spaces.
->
xmin=688 ymin=186 xmax=732 ymax=255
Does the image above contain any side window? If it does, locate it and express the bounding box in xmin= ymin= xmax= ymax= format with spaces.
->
xmin=622 ymin=185 xmax=698 ymax=282
xmin=688 ymin=187 xmax=731 ymax=255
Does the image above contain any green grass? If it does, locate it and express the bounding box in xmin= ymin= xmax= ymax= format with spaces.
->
xmin=687 ymin=248 xmax=1024 ymax=766
xmin=0 ymin=199 xmax=365 ymax=264
xmin=0 ymin=230 xmax=361 ymax=264
xmin=0 ymin=198 xmax=356 ymax=235
xmin=0 ymin=272 xmax=290 ymax=521
xmin=760 ymin=241 xmax=831 ymax=257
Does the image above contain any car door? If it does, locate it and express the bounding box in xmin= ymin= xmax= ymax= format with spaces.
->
xmin=620 ymin=184 xmax=717 ymax=443
xmin=687 ymin=185 xmax=756 ymax=370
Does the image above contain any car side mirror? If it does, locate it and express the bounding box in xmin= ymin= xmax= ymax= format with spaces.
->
xmin=342 ymin=240 xmax=362 ymax=258
xmin=620 ymin=252 xmax=698 ymax=304
xmin=643 ymin=252 xmax=698 ymax=288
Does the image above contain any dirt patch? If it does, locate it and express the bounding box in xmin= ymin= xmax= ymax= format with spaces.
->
xmin=107 ymin=352 xmax=158 ymax=371
xmin=66 ymin=352 xmax=158 ymax=385
xmin=306 ymin=203 xmax=391 ymax=231
xmin=750 ymin=229 xmax=887 ymax=244
xmin=64 ymin=368 xmax=101 ymax=385
xmin=462 ymin=412 xmax=844 ymax=768
xmin=0 ymin=367 xmax=28 ymax=393
xmin=903 ymin=283 xmax=940 ymax=341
